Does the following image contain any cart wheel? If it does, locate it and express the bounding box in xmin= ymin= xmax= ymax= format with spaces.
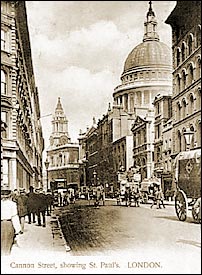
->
xmin=175 ymin=190 xmax=188 ymax=221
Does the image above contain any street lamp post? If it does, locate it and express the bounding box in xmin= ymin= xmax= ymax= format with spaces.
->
xmin=183 ymin=128 xmax=194 ymax=151
xmin=44 ymin=158 xmax=50 ymax=191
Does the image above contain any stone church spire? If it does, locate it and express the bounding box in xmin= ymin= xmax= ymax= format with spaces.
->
xmin=143 ymin=1 xmax=159 ymax=42
xmin=49 ymin=97 xmax=71 ymax=147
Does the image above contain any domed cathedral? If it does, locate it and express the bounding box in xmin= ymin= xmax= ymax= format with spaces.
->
xmin=111 ymin=1 xmax=172 ymax=182
xmin=113 ymin=1 xmax=172 ymax=117
xmin=46 ymin=97 xmax=80 ymax=193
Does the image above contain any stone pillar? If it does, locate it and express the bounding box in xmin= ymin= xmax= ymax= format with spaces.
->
xmin=10 ymin=158 xmax=17 ymax=190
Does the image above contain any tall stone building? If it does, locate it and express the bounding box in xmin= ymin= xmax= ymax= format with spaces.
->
xmin=165 ymin=1 xmax=201 ymax=157
xmin=46 ymin=98 xmax=79 ymax=191
xmin=153 ymin=94 xmax=172 ymax=192
xmin=1 ymin=1 xmax=44 ymax=190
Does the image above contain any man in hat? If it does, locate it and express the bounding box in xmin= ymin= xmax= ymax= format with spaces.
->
xmin=27 ymin=186 xmax=37 ymax=224
xmin=14 ymin=188 xmax=28 ymax=233
xmin=1 ymin=187 xmax=21 ymax=255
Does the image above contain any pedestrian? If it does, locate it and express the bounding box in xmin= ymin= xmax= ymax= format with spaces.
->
xmin=27 ymin=186 xmax=37 ymax=224
xmin=125 ymin=188 xmax=130 ymax=207
xmin=14 ymin=188 xmax=28 ymax=233
xmin=46 ymin=190 xmax=54 ymax=215
xmin=35 ymin=188 xmax=47 ymax=227
xmin=157 ymin=188 xmax=166 ymax=209
xmin=1 ymin=188 xmax=21 ymax=256
xmin=133 ymin=184 xmax=140 ymax=207
xmin=150 ymin=185 xmax=158 ymax=209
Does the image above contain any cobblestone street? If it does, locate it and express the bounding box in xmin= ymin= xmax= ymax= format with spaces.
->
xmin=57 ymin=199 xmax=201 ymax=258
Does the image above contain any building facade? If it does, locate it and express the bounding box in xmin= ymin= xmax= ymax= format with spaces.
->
xmin=1 ymin=1 xmax=44 ymax=191
xmin=153 ymin=94 xmax=172 ymax=192
xmin=165 ymin=1 xmax=201 ymax=157
xmin=46 ymin=98 xmax=79 ymax=191
xmin=131 ymin=109 xmax=155 ymax=181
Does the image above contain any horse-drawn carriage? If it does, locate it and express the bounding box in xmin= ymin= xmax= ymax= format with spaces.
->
xmin=139 ymin=177 xmax=161 ymax=204
xmin=174 ymin=149 xmax=201 ymax=223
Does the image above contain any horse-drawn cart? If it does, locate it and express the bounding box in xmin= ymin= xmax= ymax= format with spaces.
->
xmin=173 ymin=149 xmax=201 ymax=223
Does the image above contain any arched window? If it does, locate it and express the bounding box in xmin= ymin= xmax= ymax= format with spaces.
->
xmin=196 ymin=56 xmax=201 ymax=80
xmin=182 ymin=69 xmax=187 ymax=90
xmin=188 ymin=63 xmax=194 ymax=85
xmin=196 ymin=25 xmax=201 ymax=48
xmin=189 ymin=93 xmax=195 ymax=113
xmin=182 ymin=42 xmax=186 ymax=62
xmin=177 ymin=102 xmax=181 ymax=121
xmin=176 ymin=74 xmax=181 ymax=93
xmin=188 ymin=34 xmax=193 ymax=56
xmin=176 ymin=48 xmax=181 ymax=66
xmin=1 ymin=70 xmax=7 ymax=95
xmin=182 ymin=98 xmax=187 ymax=118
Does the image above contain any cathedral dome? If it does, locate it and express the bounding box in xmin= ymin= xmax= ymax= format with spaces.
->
xmin=123 ymin=40 xmax=172 ymax=74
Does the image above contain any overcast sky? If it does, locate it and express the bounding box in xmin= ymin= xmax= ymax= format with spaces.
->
xmin=26 ymin=1 xmax=176 ymax=154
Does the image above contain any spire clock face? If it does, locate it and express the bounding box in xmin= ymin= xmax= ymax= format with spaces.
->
xmin=60 ymin=135 xmax=68 ymax=145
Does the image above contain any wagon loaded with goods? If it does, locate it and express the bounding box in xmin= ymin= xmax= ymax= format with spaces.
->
xmin=173 ymin=149 xmax=201 ymax=223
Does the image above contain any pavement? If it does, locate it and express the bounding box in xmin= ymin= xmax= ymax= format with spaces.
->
xmin=10 ymin=210 xmax=69 ymax=257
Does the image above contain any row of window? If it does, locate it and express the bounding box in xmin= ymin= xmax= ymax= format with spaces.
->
xmin=122 ymin=70 xmax=170 ymax=84
xmin=176 ymin=90 xmax=201 ymax=121
xmin=175 ymin=58 xmax=201 ymax=93
xmin=49 ymin=152 xmax=78 ymax=167
xmin=175 ymin=26 xmax=201 ymax=67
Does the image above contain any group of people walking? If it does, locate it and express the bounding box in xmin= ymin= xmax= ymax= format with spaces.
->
xmin=1 ymin=186 xmax=54 ymax=256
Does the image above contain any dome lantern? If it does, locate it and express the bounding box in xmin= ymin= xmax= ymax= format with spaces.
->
xmin=143 ymin=1 xmax=159 ymax=42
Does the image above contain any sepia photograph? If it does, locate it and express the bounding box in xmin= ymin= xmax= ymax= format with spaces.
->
xmin=1 ymin=1 xmax=201 ymax=274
